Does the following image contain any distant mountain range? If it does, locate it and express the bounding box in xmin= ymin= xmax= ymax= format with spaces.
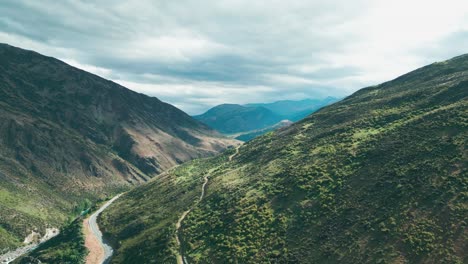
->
xmin=194 ymin=97 xmax=339 ymax=140
xmin=0 ymin=43 xmax=237 ymax=251
xmin=245 ymin=97 xmax=339 ymax=120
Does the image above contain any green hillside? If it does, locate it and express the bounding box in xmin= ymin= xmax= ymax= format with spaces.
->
xmin=100 ymin=54 xmax=467 ymax=263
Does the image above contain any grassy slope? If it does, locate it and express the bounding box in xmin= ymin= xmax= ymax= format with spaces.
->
xmin=234 ymin=120 xmax=293 ymax=141
xmin=101 ymin=56 xmax=467 ymax=263
xmin=100 ymin=157 xmax=223 ymax=263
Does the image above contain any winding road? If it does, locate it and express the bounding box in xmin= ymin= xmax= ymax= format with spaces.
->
xmin=175 ymin=175 xmax=209 ymax=264
xmin=228 ymin=145 xmax=240 ymax=162
xmin=175 ymin=145 xmax=240 ymax=264
xmin=84 ymin=194 xmax=122 ymax=264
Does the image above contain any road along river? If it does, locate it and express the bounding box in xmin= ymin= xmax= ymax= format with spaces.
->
xmin=84 ymin=194 xmax=122 ymax=264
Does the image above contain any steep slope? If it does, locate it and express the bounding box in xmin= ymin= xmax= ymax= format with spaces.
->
xmin=0 ymin=43 xmax=237 ymax=251
xmin=101 ymin=54 xmax=467 ymax=263
xmin=193 ymin=104 xmax=282 ymax=134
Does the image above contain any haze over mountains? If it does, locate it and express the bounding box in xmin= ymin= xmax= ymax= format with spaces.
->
xmin=100 ymin=54 xmax=467 ymax=263
xmin=194 ymin=97 xmax=339 ymax=141
xmin=0 ymin=44 xmax=237 ymax=252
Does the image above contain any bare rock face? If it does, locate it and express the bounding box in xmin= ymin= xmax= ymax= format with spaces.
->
xmin=0 ymin=43 xmax=238 ymax=250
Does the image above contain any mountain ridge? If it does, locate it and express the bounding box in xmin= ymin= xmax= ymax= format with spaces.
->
xmin=193 ymin=104 xmax=282 ymax=134
xmin=244 ymin=96 xmax=339 ymax=119
xmin=100 ymin=53 xmax=467 ymax=263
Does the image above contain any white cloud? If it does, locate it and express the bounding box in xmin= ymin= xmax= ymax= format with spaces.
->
xmin=1 ymin=0 xmax=467 ymax=114
xmin=116 ymin=79 xmax=278 ymax=114
xmin=263 ymin=74 xmax=321 ymax=86
xmin=120 ymin=34 xmax=229 ymax=63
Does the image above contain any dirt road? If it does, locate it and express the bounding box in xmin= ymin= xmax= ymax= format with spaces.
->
xmin=84 ymin=194 xmax=122 ymax=264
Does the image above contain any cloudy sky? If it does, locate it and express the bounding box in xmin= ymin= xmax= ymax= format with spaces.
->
xmin=1 ymin=0 xmax=468 ymax=114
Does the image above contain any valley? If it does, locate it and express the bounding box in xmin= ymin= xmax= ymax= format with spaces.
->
xmin=0 ymin=44 xmax=237 ymax=261
xmin=1 ymin=49 xmax=466 ymax=264
xmin=2 ymin=2 xmax=467 ymax=264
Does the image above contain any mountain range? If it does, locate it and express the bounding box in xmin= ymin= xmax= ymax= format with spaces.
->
xmin=99 ymin=54 xmax=467 ymax=263
xmin=0 ymin=44 xmax=237 ymax=251
xmin=194 ymin=97 xmax=339 ymax=141
xmin=245 ymin=97 xmax=339 ymax=120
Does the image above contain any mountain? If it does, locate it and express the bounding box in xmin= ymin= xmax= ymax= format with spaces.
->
xmin=245 ymin=97 xmax=339 ymax=121
xmin=194 ymin=98 xmax=339 ymax=141
xmin=100 ymin=55 xmax=467 ymax=263
xmin=193 ymin=104 xmax=282 ymax=134
xmin=0 ymin=44 xmax=237 ymax=251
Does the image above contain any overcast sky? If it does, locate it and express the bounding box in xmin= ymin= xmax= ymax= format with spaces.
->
xmin=1 ymin=0 xmax=468 ymax=114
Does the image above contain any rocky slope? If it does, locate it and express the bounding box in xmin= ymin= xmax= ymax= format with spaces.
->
xmin=101 ymin=55 xmax=467 ymax=263
xmin=0 ymin=43 xmax=237 ymax=251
